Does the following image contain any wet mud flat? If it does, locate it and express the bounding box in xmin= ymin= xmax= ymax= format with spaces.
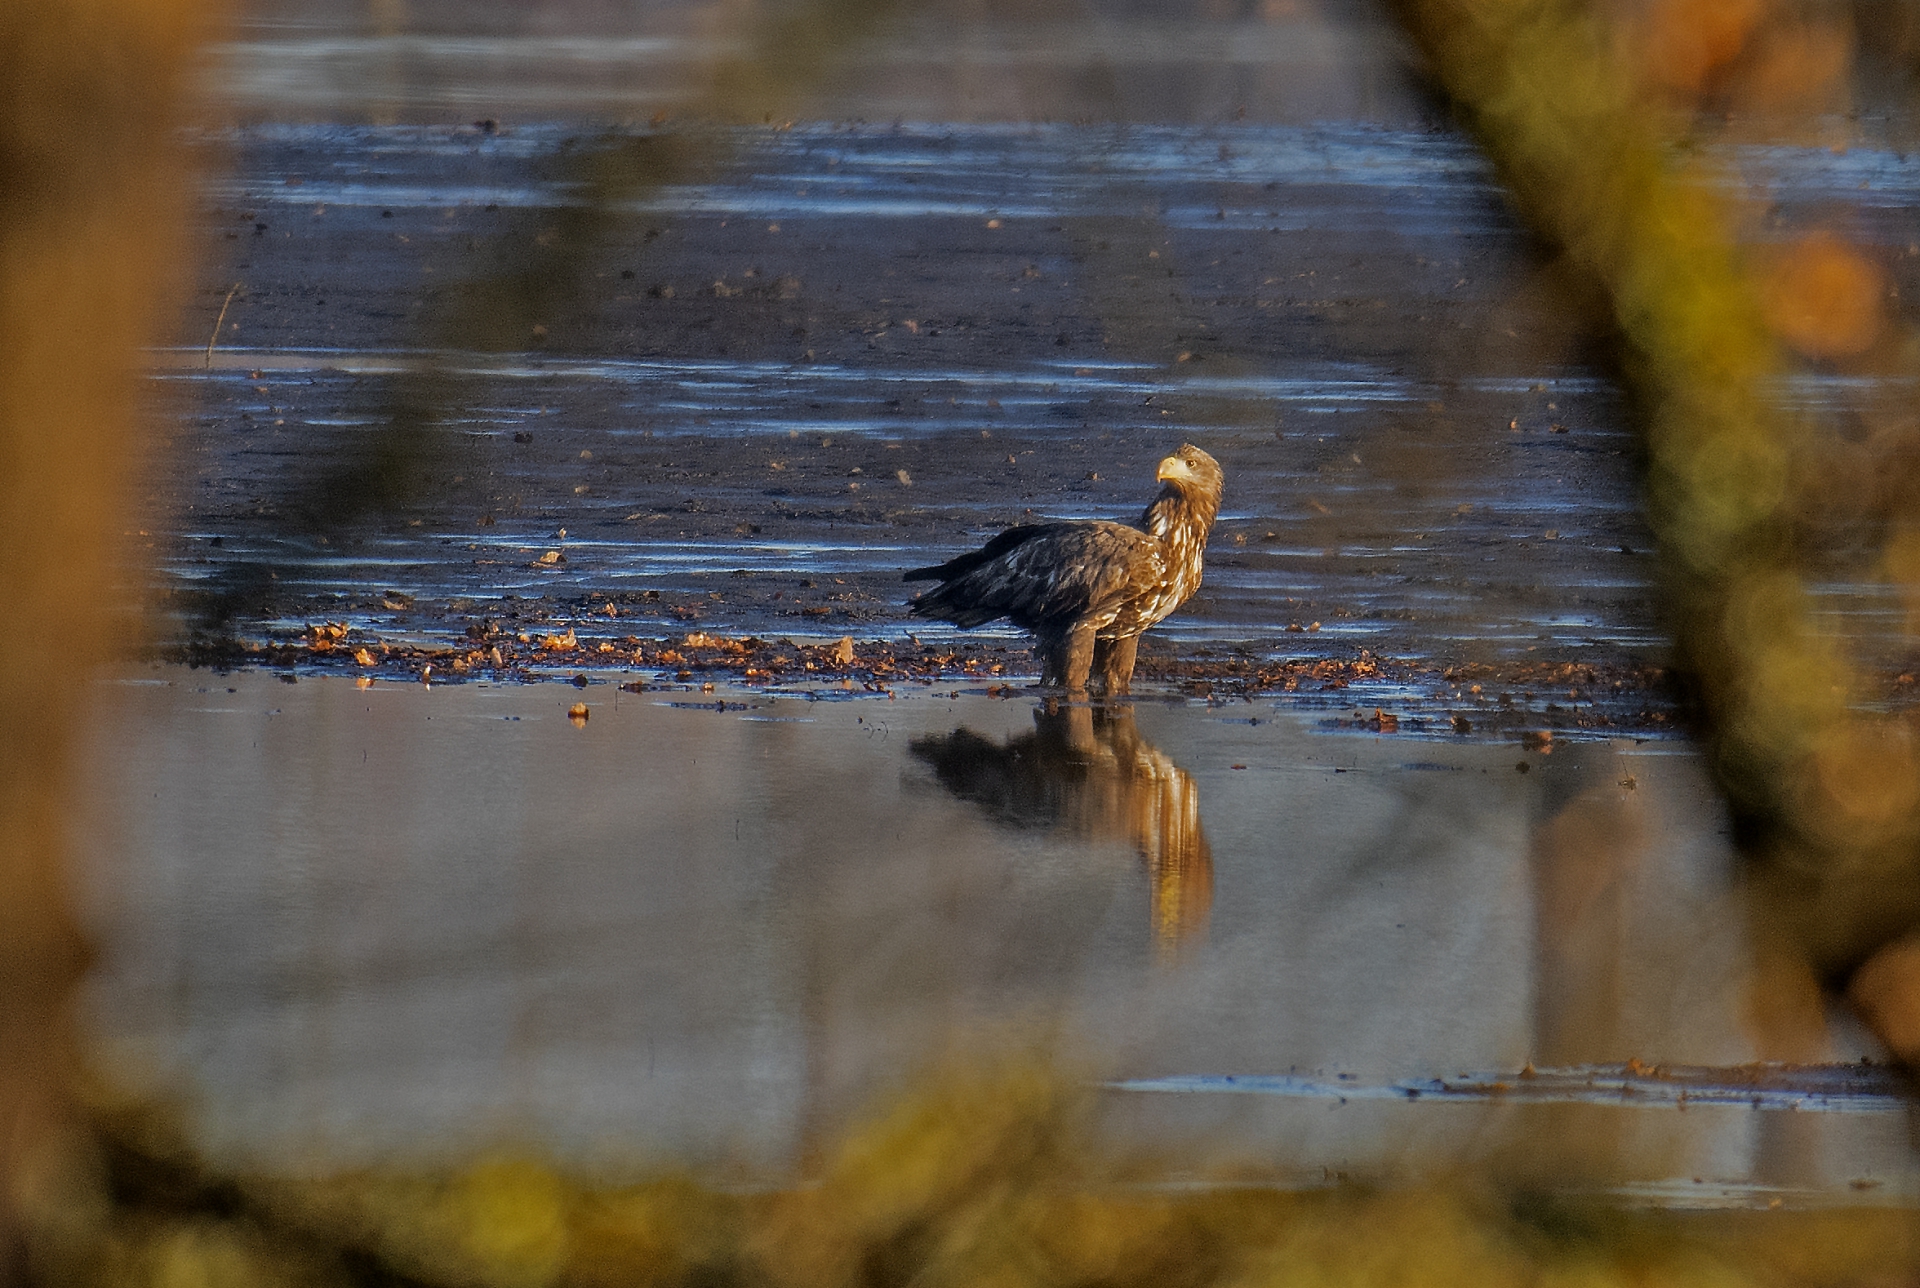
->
xmin=75 ymin=669 xmax=1919 ymax=1199
xmin=143 ymin=120 xmax=1920 ymax=733
xmin=199 ymin=623 xmax=1676 ymax=741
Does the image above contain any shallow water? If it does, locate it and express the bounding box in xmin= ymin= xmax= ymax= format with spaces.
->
xmin=75 ymin=670 xmax=1919 ymax=1201
xmin=152 ymin=119 xmax=1920 ymax=693
xmin=207 ymin=3 xmax=1417 ymax=126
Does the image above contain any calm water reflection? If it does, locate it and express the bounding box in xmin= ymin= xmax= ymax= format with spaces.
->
xmin=72 ymin=670 xmax=1919 ymax=1200
xmin=913 ymin=700 xmax=1212 ymax=961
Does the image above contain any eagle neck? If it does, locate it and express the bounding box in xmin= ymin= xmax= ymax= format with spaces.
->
xmin=1142 ymin=483 xmax=1217 ymax=548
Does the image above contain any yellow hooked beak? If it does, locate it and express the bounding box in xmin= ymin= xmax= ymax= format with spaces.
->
xmin=1157 ymin=454 xmax=1195 ymax=483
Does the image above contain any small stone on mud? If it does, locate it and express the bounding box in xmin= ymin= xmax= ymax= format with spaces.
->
xmin=567 ymin=703 xmax=589 ymax=724
xmin=571 ymin=673 xmax=589 ymax=689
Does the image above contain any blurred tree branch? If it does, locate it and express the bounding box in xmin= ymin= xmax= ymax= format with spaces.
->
xmin=0 ymin=0 xmax=223 ymax=1276
xmin=1384 ymin=0 xmax=1920 ymax=1038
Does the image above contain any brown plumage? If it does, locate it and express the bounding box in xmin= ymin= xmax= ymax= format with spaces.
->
xmin=904 ymin=443 xmax=1223 ymax=694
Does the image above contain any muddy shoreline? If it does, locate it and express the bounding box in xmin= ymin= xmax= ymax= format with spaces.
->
xmin=146 ymin=120 xmax=1920 ymax=739
xmin=167 ymin=619 xmax=1682 ymax=738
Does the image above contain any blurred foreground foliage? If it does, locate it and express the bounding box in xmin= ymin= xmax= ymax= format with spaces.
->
xmin=0 ymin=0 xmax=221 ymax=1274
xmin=12 ymin=0 xmax=1920 ymax=1280
xmin=1388 ymin=0 xmax=1920 ymax=1032
xmin=20 ymin=1062 xmax=1919 ymax=1288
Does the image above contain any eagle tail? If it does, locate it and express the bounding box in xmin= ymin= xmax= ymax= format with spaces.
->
xmin=906 ymin=578 xmax=1009 ymax=628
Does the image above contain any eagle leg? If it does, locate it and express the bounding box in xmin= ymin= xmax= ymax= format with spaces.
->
xmin=1041 ymin=624 xmax=1097 ymax=692
xmin=1093 ymin=635 xmax=1139 ymax=696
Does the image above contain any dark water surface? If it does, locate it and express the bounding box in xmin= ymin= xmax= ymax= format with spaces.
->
xmin=76 ymin=671 xmax=1919 ymax=1201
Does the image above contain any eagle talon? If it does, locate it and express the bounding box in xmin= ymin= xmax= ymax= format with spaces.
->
xmin=905 ymin=444 xmax=1222 ymax=692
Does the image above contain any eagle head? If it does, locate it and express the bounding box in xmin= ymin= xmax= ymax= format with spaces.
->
xmin=1155 ymin=444 xmax=1223 ymax=500
xmin=1145 ymin=443 xmax=1223 ymax=542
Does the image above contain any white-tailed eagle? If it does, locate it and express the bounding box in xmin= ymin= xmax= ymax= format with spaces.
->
xmin=904 ymin=444 xmax=1223 ymax=694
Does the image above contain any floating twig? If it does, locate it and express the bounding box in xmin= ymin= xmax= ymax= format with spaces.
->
xmin=204 ymin=281 xmax=241 ymax=368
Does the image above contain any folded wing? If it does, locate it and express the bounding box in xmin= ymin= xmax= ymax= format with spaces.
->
xmin=904 ymin=521 xmax=1161 ymax=635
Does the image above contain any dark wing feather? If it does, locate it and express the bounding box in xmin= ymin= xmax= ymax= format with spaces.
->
xmin=903 ymin=524 xmax=1054 ymax=583
xmin=907 ymin=521 xmax=1159 ymax=634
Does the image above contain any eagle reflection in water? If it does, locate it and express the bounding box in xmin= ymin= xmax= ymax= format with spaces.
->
xmin=911 ymin=701 xmax=1213 ymax=960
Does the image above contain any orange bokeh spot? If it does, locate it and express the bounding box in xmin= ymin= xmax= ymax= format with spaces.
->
xmin=1758 ymin=233 xmax=1884 ymax=359
xmin=1740 ymin=23 xmax=1853 ymax=109
xmin=1640 ymin=0 xmax=1763 ymax=93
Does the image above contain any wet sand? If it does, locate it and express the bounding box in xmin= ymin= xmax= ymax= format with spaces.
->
xmin=146 ymin=119 xmax=1920 ymax=735
xmin=74 ymin=669 xmax=1916 ymax=1199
